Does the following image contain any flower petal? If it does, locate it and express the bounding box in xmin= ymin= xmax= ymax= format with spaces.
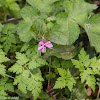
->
xmin=42 ymin=47 xmax=46 ymax=53
xmin=38 ymin=46 xmax=43 ymax=50
xmin=45 ymin=44 xmax=53 ymax=49
xmin=45 ymin=41 xmax=51 ymax=45
xmin=39 ymin=41 xmax=44 ymax=45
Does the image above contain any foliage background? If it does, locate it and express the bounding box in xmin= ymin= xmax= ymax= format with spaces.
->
xmin=0 ymin=0 xmax=100 ymax=100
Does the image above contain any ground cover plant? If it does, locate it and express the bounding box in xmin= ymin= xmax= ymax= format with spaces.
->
xmin=0 ymin=0 xmax=100 ymax=100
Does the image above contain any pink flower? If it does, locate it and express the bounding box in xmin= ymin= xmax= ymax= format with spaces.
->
xmin=38 ymin=40 xmax=53 ymax=53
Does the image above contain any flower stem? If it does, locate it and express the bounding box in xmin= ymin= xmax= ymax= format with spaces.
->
xmin=47 ymin=56 xmax=51 ymax=91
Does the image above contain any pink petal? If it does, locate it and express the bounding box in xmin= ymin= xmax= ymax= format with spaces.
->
xmin=39 ymin=41 xmax=44 ymax=45
xmin=42 ymin=47 xmax=46 ymax=53
xmin=45 ymin=44 xmax=53 ymax=49
xmin=38 ymin=46 xmax=43 ymax=50
xmin=45 ymin=41 xmax=51 ymax=45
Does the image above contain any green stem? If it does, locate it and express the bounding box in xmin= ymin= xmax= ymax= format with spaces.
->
xmin=4 ymin=74 xmax=15 ymax=79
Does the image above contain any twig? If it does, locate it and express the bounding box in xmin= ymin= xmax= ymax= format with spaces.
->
xmin=47 ymin=93 xmax=56 ymax=100
xmin=1 ymin=17 xmax=23 ymax=25
xmin=97 ymin=86 xmax=100 ymax=98
xmin=48 ymin=89 xmax=56 ymax=94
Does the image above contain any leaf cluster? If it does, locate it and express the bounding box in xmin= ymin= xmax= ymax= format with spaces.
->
xmin=72 ymin=48 xmax=100 ymax=91
xmin=54 ymin=68 xmax=76 ymax=91
xmin=9 ymin=52 xmax=47 ymax=100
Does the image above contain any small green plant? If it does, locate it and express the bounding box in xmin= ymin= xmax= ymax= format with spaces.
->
xmin=0 ymin=0 xmax=100 ymax=99
xmin=72 ymin=48 xmax=100 ymax=92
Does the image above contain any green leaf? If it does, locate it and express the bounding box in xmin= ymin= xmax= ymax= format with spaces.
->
xmin=71 ymin=81 xmax=86 ymax=99
xmin=27 ymin=0 xmax=59 ymax=13
xmin=39 ymin=91 xmax=53 ymax=100
xmin=27 ymin=73 xmax=44 ymax=100
xmin=85 ymin=14 xmax=100 ymax=52
xmin=0 ymin=49 xmax=9 ymax=63
xmin=0 ymin=64 xmax=6 ymax=76
xmin=17 ymin=20 xmax=33 ymax=42
xmin=46 ymin=16 xmax=56 ymax=22
xmin=50 ymin=45 xmax=77 ymax=60
xmin=51 ymin=58 xmax=60 ymax=68
xmin=35 ymin=19 xmax=47 ymax=33
xmin=63 ymin=0 xmax=97 ymax=24
xmin=5 ymin=83 xmax=14 ymax=92
xmin=80 ymin=68 xmax=94 ymax=83
xmin=86 ymin=75 xmax=96 ymax=92
xmin=13 ymin=70 xmax=30 ymax=94
xmin=50 ymin=0 xmax=97 ymax=45
xmin=50 ymin=18 xmax=80 ymax=45
xmin=53 ymin=77 xmax=66 ymax=89
xmin=8 ymin=2 xmax=20 ymax=11
xmin=0 ymin=24 xmax=16 ymax=53
xmin=54 ymin=68 xmax=76 ymax=91
xmin=16 ymin=52 xmax=29 ymax=66
xmin=90 ymin=57 xmax=100 ymax=74
xmin=57 ymin=68 xmax=67 ymax=78
xmin=0 ymin=77 xmax=14 ymax=97
xmin=9 ymin=63 xmax=23 ymax=74
xmin=9 ymin=52 xmax=44 ymax=99
xmin=28 ymin=55 xmax=47 ymax=70
xmin=20 ymin=6 xmax=38 ymax=20
xmin=72 ymin=48 xmax=100 ymax=91
xmin=61 ymin=60 xmax=73 ymax=69
xmin=0 ymin=49 xmax=9 ymax=76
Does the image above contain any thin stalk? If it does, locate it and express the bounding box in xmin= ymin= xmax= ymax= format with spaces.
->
xmin=1 ymin=18 xmax=23 ymax=25
xmin=47 ymin=56 xmax=51 ymax=91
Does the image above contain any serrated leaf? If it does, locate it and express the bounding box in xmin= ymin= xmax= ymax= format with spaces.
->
xmin=5 ymin=83 xmax=14 ymax=92
xmin=27 ymin=0 xmax=59 ymax=13
xmin=35 ymin=19 xmax=47 ymax=33
xmin=85 ymin=14 xmax=100 ymax=52
xmin=17 ymin=20 xmax=33 ymax=42
xmin=90 ymin=58 xmax=100 ymax=74
xmin=0 ymin=64 xmax=6 ymax=75
xmin=63 ymin=0 xmax=97 ymax=24
xmin=27 ymin=73 xmax=44 ymax=100
xmin=20 ymin=43 xmax=29 ymax=52
xmin=0 ymin=77 xmax=14 ymax=97
xmin=13 ymin=70 xmax=30 ymax=94
xmin=0 ymin=52 xmax=9 ymax=63
xmin=86 ymin=75 xmax=96 ymax=92
xmin=79 ymin=48 xmax=89 ymax=62
xmin=54 ymin=68 xmax=76 ymax=91
xmin=28 ymin=55 xmax=47 ymax=69
xmin=50 ymin=18 xmax=80 ymax=45
xmin=50 ymin=0 xmax=97 ymax=45
xmin=20 ymin=6 xmax=38 ymax=20
xmin=72 ymin=48 xmax=99 ymax=91
xmin=0 ymin=24 xmax=16 ymax=53
xmin=16 ymin=52 xmax=29 ymax=66
xmin=57 ymin=68 xmax=67 ymax=78
xmin=53 ymin=77 xmax=66 ymax=89
xmin=9 ymin=63 xmax=23 ymax=74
